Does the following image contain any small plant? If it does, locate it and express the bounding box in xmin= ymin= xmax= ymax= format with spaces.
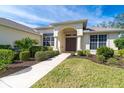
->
xmin=96 ymin=55 xmax=106 ymax=63
xmin=53 ymin=51 xmax=59 ymax=56
xmin=35 ymin=51 xmax=48 ymax=62
xmin=107 ymin=58 xmax=118 ymax=65
xmin=77 ymin=50 xmax=91 ymax=56
xmin=77 ymin=51 xmax=83 ymax=56
xmin=19 ymin=51 xmax=30 ymax=61
xmin=97 ymin=46 xmax=114 ymax=60
xmin=84 ymin=50 xmax=91 ymax=56
xmin=118 ymin=49 xmax=124 ymax=57
xmin=13 ymin=52 xmax=20 ymax=60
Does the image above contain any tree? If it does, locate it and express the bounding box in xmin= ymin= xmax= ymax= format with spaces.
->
xmin=94 ymin=13 xmax=124 ymax=28
xmin=114 ymin=37 xmax=124 ymax=50
xmin=15 ymin=37 xmax=38 ymax=51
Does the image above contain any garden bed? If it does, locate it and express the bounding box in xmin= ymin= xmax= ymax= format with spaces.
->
xmin=0 ymin=59 xmax=37 ymax=78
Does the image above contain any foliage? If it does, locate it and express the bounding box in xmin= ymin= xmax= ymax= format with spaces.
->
xmin=35 ymin=51 xmax=59 ymax=62
xmin=29 ymin=46 xmax=42 ymax=57
xmin=96 ymin=55 xmax=106 ymax=63
xmin=114 ymin=37 xmax=124 ymax=49
xmin=0 ymin=49 xmax=14 ymax=70
xmin=13 ymin=52 xmax=20 ymax=60
xmin=70 ymin=52 xmax=75 ymax=56
xmin=19 ymin=51 xmax=30 ymax=61
xmin=35 ymin=51 xmax=49 ymax=62
xmin=107 ymin=58 xmax=118 ymax=65
xmin=77 ymin=50 xmax=91 ymax=56
xmin=118 ymin=49 xmax=124 ymax=57
xmin=94 ymin=13 xmax=124 ymax=28
xmin=97 ymin=46 xmax=114 ymax=60
xmin=0 ymin=45 xmax=12 ymax=49
xmin=14 ymin=37 xmax=38 ymax=51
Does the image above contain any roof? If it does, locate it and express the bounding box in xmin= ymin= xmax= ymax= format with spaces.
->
xmin=35 ymin=19 xmax=88 ymax=30
xmin=0 ymin=18 xmax=40 ymax=35
xmin=84 ymin=27 xmax=124 ymax=33
xmin=89 ymin=27 xmax=124 ymax=31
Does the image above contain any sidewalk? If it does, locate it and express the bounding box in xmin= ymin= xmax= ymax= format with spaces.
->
xmin=0 ymin=53 xmax=70 ymax=88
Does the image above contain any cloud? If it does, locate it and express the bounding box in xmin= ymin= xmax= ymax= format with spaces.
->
xmin=0 ymin=5 xmax=115 ymax=27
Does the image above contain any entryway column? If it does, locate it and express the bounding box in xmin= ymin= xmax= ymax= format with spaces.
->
xmin=54 ymin=37 xmax=58 ymax=50
xmin=77 ymin=36 xmax=82 ymax=51
xmin=54 ymin=30 xmax=58 ymax=51
xmin=77 ymin=28 xmax=83 ymax=51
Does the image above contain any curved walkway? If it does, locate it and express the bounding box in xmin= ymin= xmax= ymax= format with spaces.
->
xmin=0 ymin=53 xmax=70 ymax=88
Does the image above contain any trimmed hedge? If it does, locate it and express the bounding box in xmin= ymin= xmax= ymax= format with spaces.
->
xmin=19 ymin=51 xmax=30 ymax=61
xmin=35 ymin=51 xmax=48 ymax=62
xmin=0 ymin=49 xmax=14 ymax=70
xmin=0 ymin=45 xmax=11 ymax=49
xmin=35 ymin=51 xmax=59 ymax=62
xmin=29 ymin=46 xmax=53 ymax=58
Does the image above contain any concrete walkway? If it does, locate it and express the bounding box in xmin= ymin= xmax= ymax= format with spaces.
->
xmin=0 ymin=53 xmax=70 ymax=88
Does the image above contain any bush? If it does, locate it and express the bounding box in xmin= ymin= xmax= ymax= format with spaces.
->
xmin=35 ymin=51 xmax=59 ymax=62
xmin=13 ymin=52 xmax=20 ymax=60
xmin=35 ymin=51 xmax=48 ymax=62
xmin=15 ymin=37 xmax=38 ymax=51
xmin=97 ymin=46 xmax=114 ymax=60
xmin=77 ymin=50 xmax=91 ymax=56
xmin=71 ymin=52 xmax=75 ymax=56
xmin=96 ymin=55 xmax=106 ymax=63
xmin=0 ymin=49 xmax=14 ymax=70
xmin=118 ymin=49 xmax=124 ymax=57
xmin=29 ymin=46 xmax=42 ymax=57
xmin=0 ymin=45 xmax=12 ymax=49
xmin=19 ymin=51 xmax=30 ymax=61
xmin=107 ymin=58 xmax=118 ymax=65
xmin=114 ymin=37 xmax=124 ymax=49
xmin=53 ymin=51 xmax=59 ymax=56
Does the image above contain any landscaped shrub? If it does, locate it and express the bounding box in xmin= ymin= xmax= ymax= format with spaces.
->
xmin=19 ymin=51 xmax=30 ymax=61
xmin=15 ymin=37 xmax=38 ymax=51
xmin=0 ymin=49 xmax=14 ymax=70
xmin=53 ymin=51 xmax=59 ymax=56
xmin=107 ymin=58 xmax=118 ymax=65
xmin=29 ymin=46 xmax=42 ymax=57
xmin=77 ymin=50 xmax=91 ymax=56
xmin=13 ymin=52 xmax=20 ymax=60
xmin=35 ymin=51 xmax=48 ymax=62
xmin=47 ymin=47 xmax=53 ymax=51
xmin=0 ymin=45 xmax=12 ymax=49
xmin=96 ymin=55 xmax=106 ymax=63
xmin=84 ymin=50 xmax=91 ymax=56
xmin=97 ymin=46 xmax=114 ymax=60
xmin=118 ymin=49 xmax=124 ymax=57
xmin=114 ymin=37 xmax=124 ymax=49
xmin=77 ymin=51 xmax=83 ymax=56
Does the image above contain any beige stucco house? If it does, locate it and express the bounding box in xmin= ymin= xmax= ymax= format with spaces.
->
xmin=0 ymin=18 xmax=124 ymax=54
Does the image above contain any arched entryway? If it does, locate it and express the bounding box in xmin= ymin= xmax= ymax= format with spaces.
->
xmin=58 ymin=28 xmax=77 ymax=52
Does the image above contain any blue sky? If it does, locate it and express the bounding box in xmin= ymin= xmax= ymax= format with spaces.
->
xmin=0 ymin=5 xmax=123 ymax=28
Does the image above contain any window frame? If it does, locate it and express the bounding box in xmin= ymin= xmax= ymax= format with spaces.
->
xmin=90 ymin=34 xmax=107 ymax=50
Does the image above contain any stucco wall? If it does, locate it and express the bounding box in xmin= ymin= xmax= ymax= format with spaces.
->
xmin=82 ymin=32 xmax=119 ymax=54
xmin=0 ymin=25 xmax=42 ymax=46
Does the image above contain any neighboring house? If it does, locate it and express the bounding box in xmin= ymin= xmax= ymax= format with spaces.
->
xmin=0 ymin=18 xmax=124 ymax=54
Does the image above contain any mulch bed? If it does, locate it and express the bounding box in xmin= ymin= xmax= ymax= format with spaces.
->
xmin=0 ymin=58 xmax=38 ymax=78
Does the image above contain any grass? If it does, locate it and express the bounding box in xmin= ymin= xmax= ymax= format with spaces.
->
xmin=32 ymin=57 xmax=124 ymax=88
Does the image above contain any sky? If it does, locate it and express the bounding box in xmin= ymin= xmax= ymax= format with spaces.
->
xmin=0 ymin=5 xmax=124 ymax=28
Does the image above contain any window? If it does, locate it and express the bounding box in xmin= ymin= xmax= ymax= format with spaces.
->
xmin=43 ymin=33 xmax=54 ymax=46
xmin=90 ymin=35 xmax=107 ymax=49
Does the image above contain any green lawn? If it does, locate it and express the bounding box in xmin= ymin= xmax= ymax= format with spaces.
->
xmin=32 ymin=58 xmax=124 ymax=88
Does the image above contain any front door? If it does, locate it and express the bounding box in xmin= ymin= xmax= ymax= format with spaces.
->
xmin=66 ymin=37 xmax=76 ymax=51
